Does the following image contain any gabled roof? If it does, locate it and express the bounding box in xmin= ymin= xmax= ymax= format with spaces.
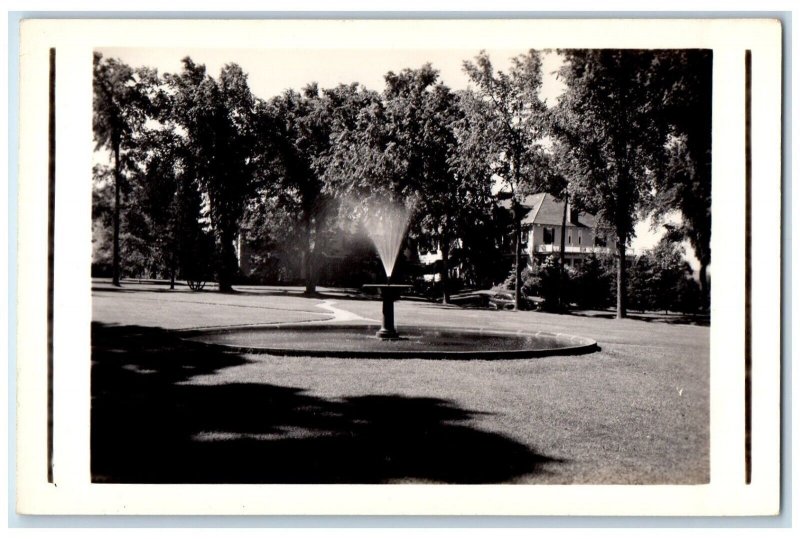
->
xmin=512 ymin=192 xmax=598 ymax=228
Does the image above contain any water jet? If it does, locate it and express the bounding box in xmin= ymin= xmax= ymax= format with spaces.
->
xmin=362 ymin=202 xmax=412 ymax=339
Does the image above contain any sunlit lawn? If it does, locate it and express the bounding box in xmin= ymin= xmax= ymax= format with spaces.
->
xmin=91 ymin=279 xmax=709 ymax=484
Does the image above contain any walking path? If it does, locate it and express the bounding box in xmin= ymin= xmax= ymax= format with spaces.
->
xmin=316 ymin=299 xmax=377 ymax=323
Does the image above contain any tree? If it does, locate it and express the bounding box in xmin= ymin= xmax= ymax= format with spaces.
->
xmin=627 ymin=254 xmax=656 ymax=313
xmin=529 ymin=255 xmax=570 ymax=311
xmin=382 ymin=66 xmax=473 ymax=303
xmin=649 ymin=238 xmax=696 ymax=314
xmin=321 ymin=68 xmax=477 ymax=297
xmin=91 ymin=164 xmax=115 ymax=276
xmin=648 ymin=50 xmax=713 ymax=311
xmin=319 ymin=79 xmax=401 ymax=249
xmin=553 ymin=50 xmax=671 ymax=318
xmin=126 ymin=127 xmax=180 ymax=286
xmin=455 ymin=208 xmax=512 ymax=289
xmin=128 ymin=122 xmax=215 ymax=290
xmin=93 ymin=53 xmax=153 ymax=286
xmin=164 ymin=58 xmax=261 ymax=292
xmin=572 ymin=253 xmax=615 ymax=310
xmin=461 ymin=50 xmax=549 ymax=310
xmin=321 ymin=81 xmax=398 ymax=200
xmin=541 ymin=141 xmax=575 ymax=311
xmin=264 ymin=85 xmax=336 ymax=295
xmin=448 ymin=93 xmax=516 ymax=291
xmin=625 ymin=238 xmax=700 ymax=315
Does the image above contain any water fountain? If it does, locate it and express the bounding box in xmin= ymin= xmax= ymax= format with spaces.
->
xmin=361 ymin=202 xmax=411 ymax=340
xmin=181 ymin=200 xmax=598 ymax=359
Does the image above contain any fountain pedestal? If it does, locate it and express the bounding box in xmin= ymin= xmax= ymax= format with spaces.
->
xmin=363 ymin=284 xmax=411 ymax=339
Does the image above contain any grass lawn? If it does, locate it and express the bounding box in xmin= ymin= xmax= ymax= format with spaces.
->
xmin=91 ymin=279 xmax=709 ymax=484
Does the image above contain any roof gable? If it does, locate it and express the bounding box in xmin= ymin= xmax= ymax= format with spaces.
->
xmin=519 ymin=193 xmax=598 ymax=228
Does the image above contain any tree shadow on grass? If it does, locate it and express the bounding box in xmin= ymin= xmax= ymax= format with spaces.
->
xmin=92 ymin=322 xmax=563 ymax=484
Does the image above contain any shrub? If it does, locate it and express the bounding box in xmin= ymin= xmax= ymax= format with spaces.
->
xmin=501 ymin=265 xmax=540 ymax=297
xmin=572 ymin=254 xmax=614 ymax=310
xmin=503 ymin=255 xmax=574 ymax=312
xmin=674 ymin=275 xmax=702 ymax=314
xmin=627 ymin=254 xmax=656 ymax=313
xmin=624 ymin=239 xmax=703 ymax=314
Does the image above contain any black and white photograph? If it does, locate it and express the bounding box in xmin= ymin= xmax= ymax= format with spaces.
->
xmin=14 ymin=18 xmax=782 ymax=516
xmin=88 ymin=45 xmax=713 ymax=486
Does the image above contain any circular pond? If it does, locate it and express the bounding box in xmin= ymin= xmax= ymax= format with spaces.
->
xmin=182 ymin=324 xmax=598 ymax=360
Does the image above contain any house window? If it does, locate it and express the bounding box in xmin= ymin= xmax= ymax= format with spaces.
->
xmin=578 ymin=235 xmax=582 ymax=245
xmin=568 ymin=233 xmax=572 ymax=245
xmin=594 ymin=236 xmax=606 ymax=247
xmin=543 ymin=227 xmax=554 ymax=245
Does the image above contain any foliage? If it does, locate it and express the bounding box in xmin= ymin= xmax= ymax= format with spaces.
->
xmin=648 ymin=238 xmax=700 ymax=314
xmin=260 ymin=84 xmax=337 ymax=293
xmin=320 ymin=83 xmax=400 ymax=206
xmin=626 ymin=239 xmax=701 ymax=314
xmin=501 ymin=256 xmax=576 ymax=312
xmin=459 ymin=50 xmax=550 ymax=309
xmin=90 ymin=49 xmax=709 ymax=311
xmin=384 ymin=66 xmax=488 ymax=301
xmin=91 ymin=164 xmax=114 ymax=225
xmin=460 ymin=50 xmax=549 ymax=200
xmin=126 ymin=128 xmax=182 ymax=283
xmin=572 ymin=253 xmax=616 ymax=310
xmin=93 ymin=52 xmax=156 ymax=285
xmin=92 ymin=53 xmax=154 ymax=158
xmin=451 ymin=205 xmax=513 ymax=289
xmin=646 ymin=50 xmax=713 ymax=310
xmin=673 ymin=272 xmax=703 ymax=315
xmin=627 ymin=254 xmax=656 ymax=312
xmin=163 ymin=58 xmax=262 ymax=291
xmin=553 ymin=50 xmax=678 ymax=318
xmin=320 ymin=66 xmax=495 ymax=300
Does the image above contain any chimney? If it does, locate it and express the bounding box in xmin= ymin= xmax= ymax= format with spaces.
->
xmin=567 ymin=202 xmax=579 ymax=225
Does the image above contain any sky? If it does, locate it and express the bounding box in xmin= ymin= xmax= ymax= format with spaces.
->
xmin=100 ymin=47 xmax=567 ymax=103
xmin=98 ymin=47 xmax=690 ymax=263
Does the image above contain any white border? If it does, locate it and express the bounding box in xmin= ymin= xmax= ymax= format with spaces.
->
xmin=15 ymin=18 xmax=783 ymax=515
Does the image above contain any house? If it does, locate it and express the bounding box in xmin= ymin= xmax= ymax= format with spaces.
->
xmin=518 ymin=193 xmax=611 ymax=268
xmin=418 ymin=192 xmax=613 ymax=283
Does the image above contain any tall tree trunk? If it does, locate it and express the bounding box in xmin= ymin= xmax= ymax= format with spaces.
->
xmin=699 ymin=261 xmax=709 ymax=312
xmin=169 ymin=244 xmax=176 ymax=290
xmin=559 ymin=194 xmax=568 ymax=310
xmin=304 ymin=214 xmax=316 ymax=295
xmin=514 ymin=205 xmax=523 ymax=311
xmin=616 ymin=237 xmax=627 ymax=319
xmin=112 ymin=140 xmax=121 ymax=287
xmin=441 ymin=234 xmax=450 ymax=305
xmin=218 ymin=224 xmax=235 ymax=293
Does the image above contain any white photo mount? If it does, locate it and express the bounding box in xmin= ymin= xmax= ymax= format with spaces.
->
xmin=15 ymin=18 xmax=783 ymax=516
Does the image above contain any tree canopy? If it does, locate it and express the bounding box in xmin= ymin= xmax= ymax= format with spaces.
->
xmin=460 ymin=50 xmax=550 ymax=310
xmin=553 ymin=49 xmax=677 ymax=318
xmin=92 ymin=52 xmax=156 ymax=286
xmin=647 ymin=50 xmax=713 ymax=310
xmin=262 ymin=84 xmax=335 ymax=294
xmin=163 ymin=58 xmax=261 ymax=291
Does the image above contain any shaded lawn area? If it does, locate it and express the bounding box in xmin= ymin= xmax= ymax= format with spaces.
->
xmin=91 ymin=283 xmax=709 ymax=484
